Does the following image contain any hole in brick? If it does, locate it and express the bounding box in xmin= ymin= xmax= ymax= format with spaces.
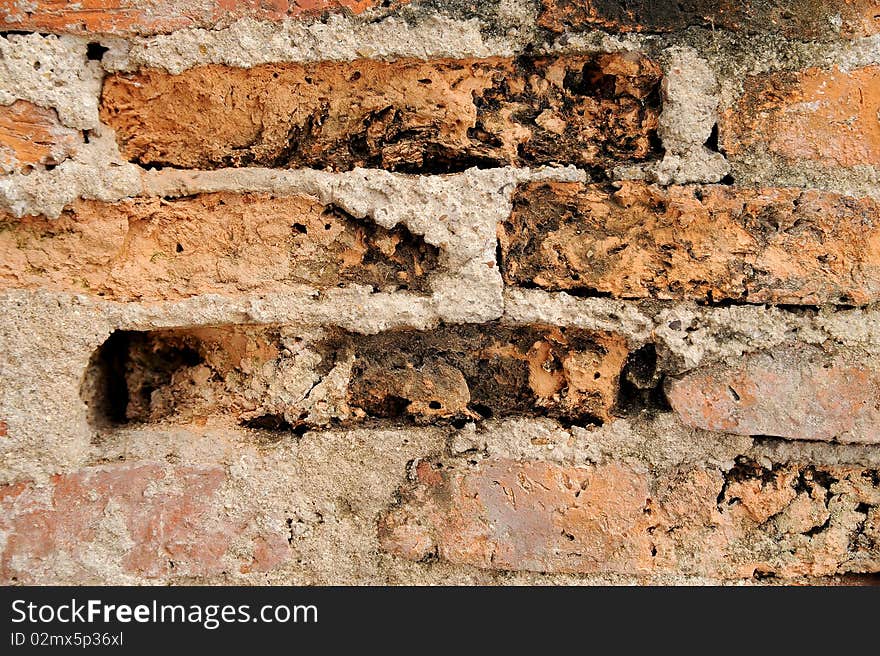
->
xmin=81 ymin=329 xmax=205 ymax=427
xmin=241 ymin=414 xmax=294 ymax=432
xmin=86 ymin=42 xmax=109 ymax=61
xmin=705 ymin=123 xmax=720 ymax=152
xmin=615 ymin=343 xmax=670 ymax=417
xmin=83 ymin=324 xmax=631 ymax=432
xmin=349 ymin=324 xmax=626 ymax=426
xmin=175 ymin=243 xmax=184 ymax=253
xmin=81 ymin=331 xmax=131 ymax=426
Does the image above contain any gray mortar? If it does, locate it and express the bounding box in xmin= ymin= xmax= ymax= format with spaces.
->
xmin=0 ymin=33 xmax=102 ymax=129
xmin=102 ymin=15 xmax=518 ymax=74
xmin=0 ymin=125 xmax=142 ymax=217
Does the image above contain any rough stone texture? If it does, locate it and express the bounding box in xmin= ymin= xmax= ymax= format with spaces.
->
xmin=667 ymin=346 xmax=880 ymax=444
xmin=380 ymin=456 xmax=880 ymax=579
xmin=0 ymin=192 xmax=439 ymax=301
xmin=538 ymin=0 xmax=880 ymax=39
xmin=102 ymin=14 xmax=518 ymax=74
xmin=0 ymin=34 xmax=102 ymax=130
xmin=0 ymin=101 xmax=81 ymax=173
xmin=647 ymin=47 xmax=729 ymax=184
xmin=721 ymin=65 xmax=880 ymax=170
xmin=2 ymin=0 xmax=880 ymax=587
xmin=501 ymin=181 xmax=880 ymax=305
xmin=79 ymin=323 xmax=628 ymax=429
xmin=0 ymin=1 xmax=404 ymax=36
xmin=348 ymin=324 xmax=630 ymax=423
xmin=100 ymin=54 xmax=662 ymax=172
xmin=0 ymin=461 xmax=290 ymax=583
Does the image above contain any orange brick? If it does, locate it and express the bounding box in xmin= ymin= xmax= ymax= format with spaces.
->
xmin=379 ymin=457 xmax=880 ymax=579
xmin=501 ymin=181 xmax=880 ymax=305
xmin=100 ymin=54 xmax=662 ymax=172
xmin=0 ymin=192 xmax=438 ymax=301
xmin=539 ymin=0 xmax=880 ymax=38
xmin=0 ymin=101 xmax=80 ymax=172
xmin=666 ymin=346 xmax=880 ymax=444
xmin=721 ymin=66 xmax=880 ymax=169
xmin=0 ymin=462 xmax=290 ymax=582
xmin=0 ymin=0 xmax=404 ymax=36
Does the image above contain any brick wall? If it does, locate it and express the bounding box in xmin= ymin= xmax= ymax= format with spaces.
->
xmin=1 ymin=0 xmax=879 ymax=585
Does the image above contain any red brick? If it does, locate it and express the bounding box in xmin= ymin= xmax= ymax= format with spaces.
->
xmin=721 ymin=65 xmax=880 ymax=169
xmin=0 ymin=1 xmax=404 ymax=36
xmin=0 ymin=192 xmax=438 ymax=301
xmin=666 ymin=346 xmax=880 ymax=444
xmin=99 ymin=54 xmax=662 ymax=172
xmin=0 ymin=101 xmax=80 ymax=172
xmin=379 ymin=457 xmax=880 ymax=579
xmin=539 ymin=0 xmax=880 ymax=38
xmin=500 ymin=181 xmax=880 ymax=305
xmin=0 ymin=462 xmax=290 ymax=582
xmin=0 ymin=421 xmax=7 ymax=437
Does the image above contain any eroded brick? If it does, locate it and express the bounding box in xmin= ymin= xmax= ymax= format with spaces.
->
xmin=500 ymin=181 xmax=880 ymax=305
xmin=348 ymin=325 xmax=630 ymax=423
xmin=538 ymin=0 xmax=880 ymax=38
xmin=0 ymin=0 xmax=404 ymax=36
xmin=0 ymin=462 xmax=290 ymax=582
xmin=0 ymin=193 xmax=438 ymax=301
xmin=82 ymin=324 xmax=630 ymax=429
xmin=379 ymin=457 xmax=880 ymax=579
xmin=0 ymin=101 xmax=80 ymax=172
xmin=100 ymin=54 xmax=662 ymax=172
xmin=666 ymin=346 xmax=880 ymax=444
xmin=721 ymin=66 xmax=880 ymax=169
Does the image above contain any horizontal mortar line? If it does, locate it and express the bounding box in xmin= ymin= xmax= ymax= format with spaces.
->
xmin=89 ymin=20 xmax=880 ymax=71
xmin=137 ymin=164 xmax=589 ymax=197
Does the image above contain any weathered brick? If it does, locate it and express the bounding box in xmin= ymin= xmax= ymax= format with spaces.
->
xmin=379 ymin=457 xmax=880 ymax=579
xmin=82 ymin=324 xmax=629 ymax=428
xmin=0 ymin=192 xmax=438 ymax=301
xmin=538 ymin=0 xmax=880 ymax=38
xmin=721 ymin=66 xmax=880 ymax=169
xmin=0 ymin=100 xmax=80 ymax=172
xmin=100 ymin=54 xmax=662 ymax=172
xmin=0 ymin=462 xmax=290 ymax=582
xmin=348 ymin=325 xmax=630 ymax=423
xmin=0 ymin=0 xmax=403 ymax=36
xmin=500 ymin=181 xmax=880 ymax=305
xmin=666 ymin=346 xmax=880 ymax=444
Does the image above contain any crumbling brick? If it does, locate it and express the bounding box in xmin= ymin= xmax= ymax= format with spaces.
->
xmin=379 ymin=457 xmax=880 ymax=578
xmin=0 ymin=101 xmax=81 ymax=172
xmin=538 ymin=0 xmax=880 ymax=39
xmin=100 ymin=54 xmax=662 ymax=172
xmin=0 ymin=193 xmax=438 ymax=301
xmin=500 ymin=181 xmax=880 ymax=305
